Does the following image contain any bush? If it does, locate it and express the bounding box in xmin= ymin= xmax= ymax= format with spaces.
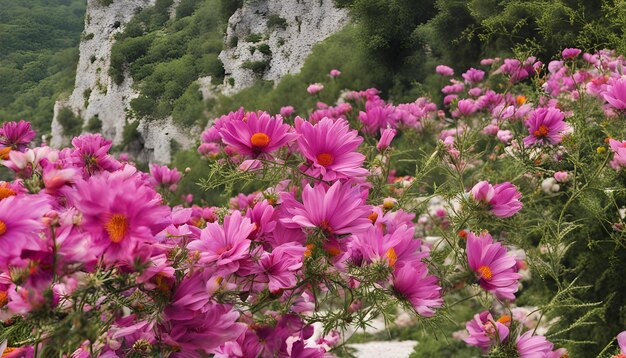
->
xmin=241 ymin=60 xmax=270 ymax=76
xmin=85 ymin=115 xmax=102 ymax=132
xmin=245 ymin=33 xmax=263 ymax=43
xmin=267 ymin=14 xmax=288 ymax=30
xmin=257 ymin=43 xmax=271 ymax=55
xmin=57 ymin=106 xmax=82 ymax=137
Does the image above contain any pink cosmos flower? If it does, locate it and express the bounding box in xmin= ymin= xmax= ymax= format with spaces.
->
xmin=280 ymin=105 xmax=295 ymax=117
xmin=220 ymin=112 xmax=298 ymax=157
xmin=466 ymin=231 xmax=522 ymax=300
xmin=296 ymin=117 xmax=368 ymax=181
xmin=496 ymin=130 xmax=513 ymax=144
xmin=523 ymin=107 xmax=569 ymax=146
xmin=554 ymin=171 xmax=569 ymax=182
xmin=358 ymin=102 xmax=397 ymax=134
xmin=377 ymin=128 xmax=396 ymax=151
xmin=307 ymin=83 xmax=324 ymax=94
xmin=150 ymin=164 xmax=182 ymax=191
xmin=70 ymin=133 xmax=121 ymax=176
xmin=0 ymin=120 xmax=36 ymax=151
xmin=0 ymin=194 xmax=50 ymax=270
xmin=464 ymin=311 xmax=510 ymax=351
xmin=516 ymin=331 xmax=558 ymax=357
xmin=561 ymin=47 xmax=581 ymax=59
xmin=187 ymin=210 xmax=255 ymax=274
xmin=257 ymin=243 xmax=306 ymax=293
xmin=281 ymin=181 xmax=372 ymax=236
xmin=436 ymin=65 xmax=454 ymax=76
xmin=462 ymin=68 xmax=485 ymax=83
xmin=71 ymin=167 xmax=170 ymax=265
xmin=617 ymin=331 xmax=626 ymax=356
xmin=329 ymin=69 xmax=341 ymax=77
xmin=604 ymin=77 xmax=626 ymax=111
xmin=470 ymin=181 xmax=522 ymax=218
xmin=392 ymin=262 xmax=443 ymax=317
xmin=457 ymin=99 xmax=477 ymax=116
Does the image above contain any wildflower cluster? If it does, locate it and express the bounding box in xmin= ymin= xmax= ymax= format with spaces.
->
xmin=1 ymin=46 xmax=626 ymax=357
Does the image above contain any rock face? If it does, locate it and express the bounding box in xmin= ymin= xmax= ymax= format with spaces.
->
xmin=219 ymin=0 xmax=349 ymax=94
xmin=50 ymin=0 xmax=194 ymax=163
xmin=52 ymin=0 xmax=349 ymax=163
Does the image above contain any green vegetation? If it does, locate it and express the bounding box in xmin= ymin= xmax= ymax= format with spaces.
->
xmin=109 ymin=0 xmax=236 ymax=124
xmin=56 ymin=107 xmax=82 ymax=137
xmin=0 ymin=0 xmax=85 ymax=134
xmin=85 ymin=115 xmax=102 ymax=132
xmin=267 ymin=14 xmax=288 ymax=30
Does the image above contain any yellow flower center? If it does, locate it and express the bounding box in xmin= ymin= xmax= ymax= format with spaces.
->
xmin=250 ymin=132 xmax=271 ymax=148
xmin=533 ymin=125 xmax=549 ymax=138
xmin=386 ymin=247 xmax=398 ymax=267
xmin=316 ymin=152 xmax=334 ymax=166
xmin=105 ymin=214 xmax=128 ymax=243
xmin=2 ymin=347 xmax=18 ymax=357
xmin=477 ymin=265 xmax=493 ymax=280
xmin=0 ymin=220 xmax=7 ymax=236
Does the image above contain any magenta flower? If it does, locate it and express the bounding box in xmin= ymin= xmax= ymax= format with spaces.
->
xmin=0 ymin=194 xmax=50 ymax=270
xmin=604 ymin=77 xmax=626 ymax=111
xmin=258 ymin=243 xmax=306 ymax=293
xmin=377 ymin=128 xmax=396 ymax=151
xmin=617 ymin=331 xmax=626 ymax=355
xmin=462 ymin=68 xmax=485 ymax=83
xmin=329 ymin=69 xmax=341 ymax=77
xmin=523 ymin=107 xmax=569 ymax=146
xmin=470 ymin=181 xmax=522 ymax=218
xmin=561 ymin=47 xmax=581 ymax=59
xmin=516 ymin=331 xmax=558 ymax=358
xmin=296 ymin=117 xmax=368 ymax=181
xmin=281 ymin=181 xmax=372 ymax=236
xmin=463 ymin=311 xmax=510 ymax=351
xmin=149 ymin=163 xmax=182 ymax=191
xmin=354 ymin=225 xmax=423 ymax=267
xmin=392 ymin=262 xmax=443 ymax=317
xmin=219 ymin=111 xmax=298 ymax=157
xmin=164 ymin=274 xmax=246 ymax=355
xmin=71 ymin=167 xmax=170 ymax=265
xmin=307 ymin=83 xmax=324 ymax=94
xmin=466 ymin=231 xmax=522 ymax=300
xmin=70 ymin=133 xmax=121 ymax=176
xmin=457 ymin=99 xmax=477 ymax=116
xmin=280 ymin=105 xmax=295 ymax=117
xmin=358 ymin=100 xmax=397 ymax=134
xmin=436 ymin=65 xmax=454 ymax=76
xmin=187 ymin=210 xmax=254 ymax=274
xmin=0 ymin=120 xmax=36 ymax=151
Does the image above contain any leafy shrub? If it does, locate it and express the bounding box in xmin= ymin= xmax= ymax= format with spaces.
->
xmin=57 ymin=106 xmax=82 ymax=137
xmin=241 ymin=60 xmax=270 ymax=76
xmin=267 ymin=14 xmax=288 ymax=30
xmin=257 ymin=43 xmax=271 ymax=55
xmin=85 ymin=115 xmax=102 ymax=132
xmin=245 ymin=33 xmax=263 ymax=43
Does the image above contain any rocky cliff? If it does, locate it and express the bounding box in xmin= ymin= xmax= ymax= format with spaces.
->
xmin=51 ymin=0 xmax=349 ymax=163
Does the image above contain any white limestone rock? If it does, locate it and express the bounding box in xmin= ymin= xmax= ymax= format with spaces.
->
xmin=219 ymin=0 xmax=349 ymax=94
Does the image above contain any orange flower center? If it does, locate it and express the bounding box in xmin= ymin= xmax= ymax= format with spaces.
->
xmin=0 ymin=186 xmax=17 ymax=201
xmin=386 ymin=247 xmax=398 ymax=267
xmin=2 ymin=347 xmax=18 ymax=357
xmin=250 ymin=132 xmax=271 ymax=148
xmin=316 ymin=152 xmax=334 ymax=166
xmin=0 ymin=220 xmax=7 ymax=236
xmin=155 ymin=273 xmax=171 ymax=293
xmin=0 ymin=147 xmax=10 ymax=160
xmin=368 ymin=211 xmax=378 ymax=223
xmin=323 ymin=243 xmax=341 ymax=257
xmin=304 ymin=243 xmax=314 ymax=257
xmin=105 ymin=214 xmax=128 ymax=243
xmin=477 ymin=265 xmax=492 ymax=280
xmin=516 ymin=95 xmax=527 ymax=106
xmin=0 ymin=290 xmax=8 ymax=308
xmin=497 ymin=315 xmax=511 ymax=325
xmin=533 ymin=125 xmax=549 ymax=138
xmin=319 ymin=219 xmax=333 ymax=234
